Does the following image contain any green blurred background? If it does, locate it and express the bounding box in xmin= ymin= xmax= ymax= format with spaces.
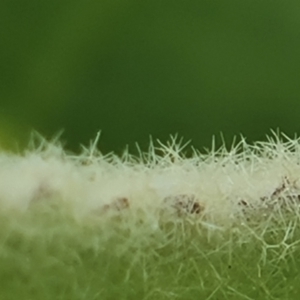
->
xmin=1 ymin=0 xmax=300 ymax=154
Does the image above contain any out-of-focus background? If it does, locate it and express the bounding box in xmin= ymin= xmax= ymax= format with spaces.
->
xmin=1 ymin=0 xmax=300 ymax=154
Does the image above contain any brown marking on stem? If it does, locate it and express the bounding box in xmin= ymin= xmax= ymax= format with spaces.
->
xmin=95 ymin=197 xmax=130 ymax=215
xmin=163 ymin=194 xmax=204 ymax=216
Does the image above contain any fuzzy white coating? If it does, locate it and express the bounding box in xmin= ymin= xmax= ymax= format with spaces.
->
xmin=1 ymin=132 xmax=300 ymax=228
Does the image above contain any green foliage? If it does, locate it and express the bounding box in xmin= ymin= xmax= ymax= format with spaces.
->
xmin=1 ymin=0 xmax=300 ymax=151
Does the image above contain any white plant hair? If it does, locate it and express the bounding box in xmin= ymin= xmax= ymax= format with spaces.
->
xmin=1 ymin=130 xmax=300 ymax=232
